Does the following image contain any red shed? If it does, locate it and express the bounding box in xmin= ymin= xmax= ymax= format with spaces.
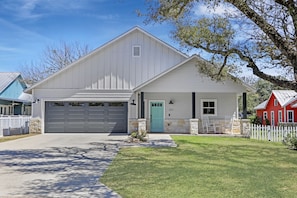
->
xmin=254 ymin=90 xmax=297 ymax=126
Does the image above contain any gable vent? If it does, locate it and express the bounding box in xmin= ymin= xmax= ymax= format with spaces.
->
xmin=132 ymin=45 xmax=141 ymax=57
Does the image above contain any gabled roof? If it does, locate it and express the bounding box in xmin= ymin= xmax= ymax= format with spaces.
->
xmin=273 ymin=90 xmax=297 ymax=107
xmin=25 ymin=26 xmax=188 ymax=94
xmin=255 ymin=90 xmax=297 ymax=110
xmin=134 ymin=55 xmax=255 ymax=92
xmin=0 ymin=72 xmax=20 ymax=93
xmin=254 ymin=100 xmax=268 ymax=110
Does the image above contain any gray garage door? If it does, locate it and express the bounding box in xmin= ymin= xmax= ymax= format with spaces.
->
xmin=45 ymin=101 xmax=127 ymax=133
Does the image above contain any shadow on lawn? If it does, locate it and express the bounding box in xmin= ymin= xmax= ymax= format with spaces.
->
xmin=0 ymin=144 xmax=122 ymax=198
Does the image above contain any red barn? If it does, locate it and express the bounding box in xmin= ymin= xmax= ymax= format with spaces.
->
xmin=254 ymin=90 xmax=297 ymax=126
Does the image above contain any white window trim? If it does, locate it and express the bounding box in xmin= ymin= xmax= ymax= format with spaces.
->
xmin=201 ymin=99 xmax=217 ymax=117
xmin=263 ymin=111 xmax=268 ymax=120
xmin=287 ymin=110 xmax=294 ymax=122
xmin=132 ymin=45 xmax=141 ymax=57
xmin=271 ymin=111 xmax=275 ymax=126
xmin=274 ymin=99 xmax=278 ymax=106
xmin=278 ymin=110 xmax=282 ymax=123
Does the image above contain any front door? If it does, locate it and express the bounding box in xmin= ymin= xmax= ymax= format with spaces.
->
xmin=150 ymin=101 xmax=164 ymax=132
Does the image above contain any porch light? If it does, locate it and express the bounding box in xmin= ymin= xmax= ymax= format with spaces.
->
xmin=130 ymin=99 xmax=136 ymax=105
xmin=32 ymin=98 xmax=40 ymax=104
xmin=169 ymin=100 xmax=174 ymax=104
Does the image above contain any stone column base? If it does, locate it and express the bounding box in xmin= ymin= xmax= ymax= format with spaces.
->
xmin=138 ymin=119 xmax=146 ymax=133
xmin=240 ymin=119 xmax=250 ymax=136
xmin=190 ymin=119 xmax=199 ymax=135
xmin=29 ymin=118 xmax=42 ymax=134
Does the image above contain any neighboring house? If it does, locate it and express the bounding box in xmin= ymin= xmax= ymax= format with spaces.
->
xmin=254 ymin=90 xmax=297 ymax=126
xmin=26 ymin=27 xmax=252 ymax=134
xmin=0 ymin=72 xmax=32 ymax=115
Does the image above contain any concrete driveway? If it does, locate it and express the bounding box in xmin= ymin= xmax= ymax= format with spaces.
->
xmin=0 ymin=134 xmax=128 ymax=198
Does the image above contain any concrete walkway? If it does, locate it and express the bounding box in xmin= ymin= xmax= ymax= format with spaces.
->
xmin=0 ymin=133 xmax=175 ymax=198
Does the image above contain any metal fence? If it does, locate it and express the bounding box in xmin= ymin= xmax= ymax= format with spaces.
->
xmin=250 ymin=124 xmax=297 ymax=142
xmin=0 ymin=116 xmax=31 ymax=137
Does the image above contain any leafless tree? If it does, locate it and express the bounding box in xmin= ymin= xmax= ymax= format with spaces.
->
xmin=20 ymin=41 xmax=90 ymax=85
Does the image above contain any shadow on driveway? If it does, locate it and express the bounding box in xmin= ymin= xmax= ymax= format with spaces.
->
xmin=0 ymin=143 xmax=122 ymax=198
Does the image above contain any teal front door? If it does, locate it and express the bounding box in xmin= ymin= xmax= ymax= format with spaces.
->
xmin=150 ymin=101 xmax=164 ymax=132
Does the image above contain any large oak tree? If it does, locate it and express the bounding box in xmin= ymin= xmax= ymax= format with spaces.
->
xmin=144 ymin=0 xmax=297 ymax=91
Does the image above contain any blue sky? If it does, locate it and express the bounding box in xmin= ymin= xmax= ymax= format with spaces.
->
xmin=0 ymin=0 xmax=180 ymax=72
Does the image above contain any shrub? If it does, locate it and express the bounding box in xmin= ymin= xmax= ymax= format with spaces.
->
xmin=283 ymin=133 xmax=297 ymax=150
xmin=265 ymin=118 xmax=271 ymax=125
xmin=128 ymin=130 xmax=148 ymax=142
xmin=250 ymin=115 xmax=262 ymax=125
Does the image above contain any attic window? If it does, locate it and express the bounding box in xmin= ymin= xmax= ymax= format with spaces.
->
xmin=132 ymin=45 xmax=141 ymax=57
xmin=274 ymin=99 xmax=278 ymax=106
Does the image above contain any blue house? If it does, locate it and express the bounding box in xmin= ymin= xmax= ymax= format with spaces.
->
xmin=0 ymin=72 xmax=31 ymax=115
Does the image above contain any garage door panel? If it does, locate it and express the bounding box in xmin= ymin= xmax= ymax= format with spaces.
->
xmin=45 ymin=101 xmax=127 ymax=133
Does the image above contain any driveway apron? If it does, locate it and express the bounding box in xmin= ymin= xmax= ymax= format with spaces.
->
xmin=0 ymin=134 xmax=127 ymax=198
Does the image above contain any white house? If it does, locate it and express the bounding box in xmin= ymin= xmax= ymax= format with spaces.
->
xmin=26 ymin=27 xmax=251 ymax=134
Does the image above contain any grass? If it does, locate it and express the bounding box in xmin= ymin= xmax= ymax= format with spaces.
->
xmin=0 ymin=134 xmax=36 ymax=143
xmin=100 ymin=136 xmax=297 ymax=198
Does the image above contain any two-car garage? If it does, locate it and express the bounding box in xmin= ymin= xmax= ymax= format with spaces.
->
xmin=45 ymin=101 xmax=128 ymax=133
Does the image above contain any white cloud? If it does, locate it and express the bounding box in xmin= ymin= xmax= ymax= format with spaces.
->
xmin=0 ymin=46 xmax=18 ymax=52
xmin=1 ymin=0 xmax=107 ymax=20
xmin=195 ymin=3 xmax=237 ymax=17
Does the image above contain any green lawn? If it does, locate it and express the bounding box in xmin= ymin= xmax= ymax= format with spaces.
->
xmin=101 ymin=136 xmax=297 ymax=198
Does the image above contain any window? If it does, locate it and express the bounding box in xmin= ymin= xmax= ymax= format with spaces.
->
xmin=69 ymin=102 xmax=85 ymax=107
xmin=274 ymin=99 xmax=278 ymax=106
xmin=278 ymin=110 xmax=282 ymax=123
xmin=109 ymin=102 xmax=124 ymax=107
xmin=263 ymin=111 xmax=268 ymax=120
xmin=201 ymin=99 xmax=217 ymax=116
xmin=132 ymin=45 xmax=141 ymax=57
xmin=271 ymin=111 xmax=275 ymax=126
xmin=89 ymin=102 xmax=104 ymax=107
xmin=287 ymin=110 xmax=294 ymax=122
xmin=50 ymin=102 xmax=65 ymax=107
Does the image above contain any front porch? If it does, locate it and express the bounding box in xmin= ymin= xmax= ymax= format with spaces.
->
xmin=129 ymin=117 xmax=247 ymax=135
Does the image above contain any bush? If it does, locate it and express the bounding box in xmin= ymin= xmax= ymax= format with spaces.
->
xmin=250 ymin=115 xmax=262 ymax=125
xmin=128 ymin=130 xmax=148 ymax=142
xmin=283 ymin=133 xmax=297 ymax=150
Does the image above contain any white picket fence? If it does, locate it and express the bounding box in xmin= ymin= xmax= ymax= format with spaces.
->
xmin=249 ymin=124 xmax=297 ymax=142
xmin=0 ymin=116 xmax=31 ymax=137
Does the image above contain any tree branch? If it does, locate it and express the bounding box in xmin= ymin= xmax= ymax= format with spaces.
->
xmin=227 ymin=0 xmax=296 ymax=62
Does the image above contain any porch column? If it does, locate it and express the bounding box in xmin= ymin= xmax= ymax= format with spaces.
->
xmin=140 ymin=92 xmax=144 ymax=119
xmin=190 ymin=92 xmax=199 ymax=135
xmin=192 ymin=92 xmax=196 ymax=118
xmin=242 ymin=92 xmax=247 ymax=119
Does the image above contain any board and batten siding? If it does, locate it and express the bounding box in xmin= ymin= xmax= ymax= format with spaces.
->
xmin=138 ymin=58 xmax=246 ymax=93
xmin=38 ymin=29 xmax=186 ymax=91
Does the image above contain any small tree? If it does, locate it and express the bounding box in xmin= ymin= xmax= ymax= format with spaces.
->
xmin=283 ymin=133 xmax=297 ymax=150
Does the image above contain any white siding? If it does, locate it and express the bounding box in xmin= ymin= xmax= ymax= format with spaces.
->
xmin=140 ymin=92 xmax=237 ymax=120
xmin=139 ymin=59 xmax=246 ymax=93
xmin=38 ymin=29 xmax=186 ymax=91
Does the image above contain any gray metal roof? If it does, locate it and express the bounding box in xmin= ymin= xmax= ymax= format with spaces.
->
xmin=0 ymin=72 xmax=20 ymax=93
